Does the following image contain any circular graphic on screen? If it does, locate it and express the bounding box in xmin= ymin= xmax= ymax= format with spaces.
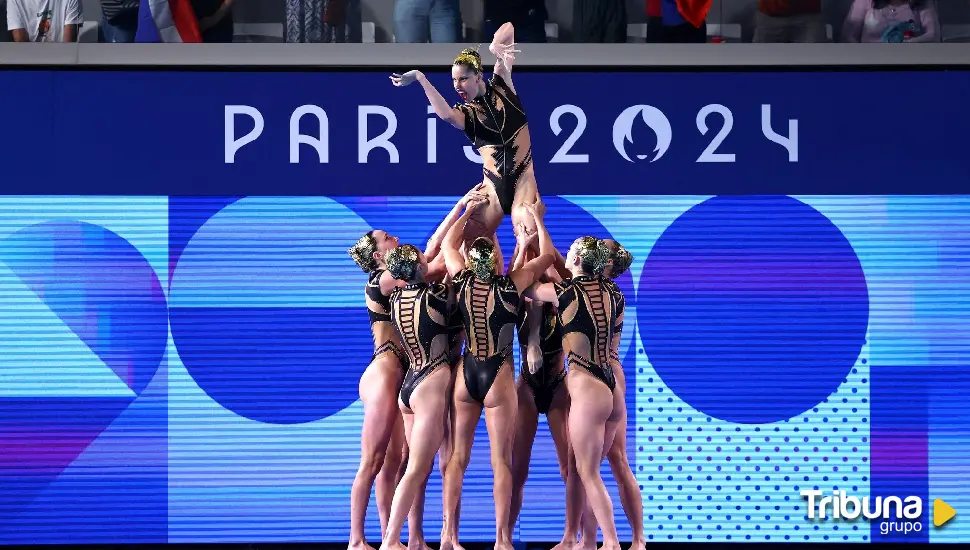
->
xmin=0 ymin=221 xmax=168 ymax=395
xmin=169 ymin=197 xmax=381 ymax=424
xmin=170 ymin=196 xmax=630 ymax=425
xmin=0 ymin=221 xmax=167 ymax=491
xmin=637 ymin=196 xmax=868 ymax=424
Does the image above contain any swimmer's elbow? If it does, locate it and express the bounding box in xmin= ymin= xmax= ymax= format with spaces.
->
xmin=516 ymin=255 xmax=555 ymax=289
xmin=523 ymin=283 xmax=539 ymax=301
xmin=534 ymin=254 xmax=555 ymax=275
xmin=493 ymin=22 xmax=515 ymax=45
xmin=441 ymin=108 xmax=464 ymax=129
xmin=524 ymin=281 xmax=554 ymax=303
xmin=431 ymin=106 xmax=450 ymax=120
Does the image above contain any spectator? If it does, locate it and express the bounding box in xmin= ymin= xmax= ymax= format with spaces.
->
xmin=646 ymin=0 xmax=710 ymax=43
xmin=841 ymin=0 xmax=939 ymax=43
xmin=191 ymin=0 xmax=234 ymax=42
xmin=6 ymin=0 xmax=81 ymax=41
xmin=1 ymin=0 xmax=11 ymax=41
xmin=285 ymin=0 xmax=361 ymax=42
xmin=573 ymin=0 xmax=625 ymax=42
xmin=99 ymin=0 xmax=139 ymax=42
xmin=483 ymin=0 xmax=546 ymax=43
xmin=322 ymin=0 xmax=361 ymax=42
xmin=754 ymin=1 xmax=824 ymax=43
xmin=393 ymin=0 xmax=460 ymax=43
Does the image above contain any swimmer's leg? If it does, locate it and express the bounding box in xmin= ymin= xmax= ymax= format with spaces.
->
xmin=465 ymin=181 xmax=505 ymax=242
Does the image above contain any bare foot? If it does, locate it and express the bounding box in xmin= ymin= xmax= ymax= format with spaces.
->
xmin=494 ymin=540 xmax=515 ymax=550
xmin=596 ymin=542 xmax=621 ymax=550
xmin=551 ymin=538 xmax=576 ymax=550
xmin=439 ymin=537 xmax=465 ymax=550
xmin=407 ymin=540 xmax=432 ymax=550
xmin=577 ymin=538 xmax=596 ymax=550
xmin=348 ymin=539 xmax=376 ymax=550
xmin=381 ymin=541 xmax=407 ymax=550
xmin=630 ymin=538 xmax=646 ymax=550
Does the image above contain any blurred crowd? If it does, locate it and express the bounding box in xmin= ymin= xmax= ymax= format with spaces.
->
xmin=2 ymin=0 xmax=968 ymax=44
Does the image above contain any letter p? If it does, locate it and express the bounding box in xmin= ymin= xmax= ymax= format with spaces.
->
xmin=225 ymin=105 xmax=265 ymax=163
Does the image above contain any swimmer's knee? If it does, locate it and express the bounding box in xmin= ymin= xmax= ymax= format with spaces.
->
xmin=511 ymin=204 xmax=530 ymax=225
xmin=511 ymin=208 xmax=537 ymax=239
xmin=606 ymin=443 xmax=626 ymax=466
xmin=558 ymin=462 xmax=569 ymax=483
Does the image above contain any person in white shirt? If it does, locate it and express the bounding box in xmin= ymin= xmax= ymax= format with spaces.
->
xmin=7 ymin=0 xmax=81 ymax=42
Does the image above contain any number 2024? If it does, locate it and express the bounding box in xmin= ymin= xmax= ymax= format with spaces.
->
xmin=544 ymin=104 xmax=798 ymax=164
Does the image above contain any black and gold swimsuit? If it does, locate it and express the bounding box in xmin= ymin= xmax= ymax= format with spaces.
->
xmin=390 ymin=282 xmax=454 ymax=409
xmin=603 ymin=278 xmax=625 ymax=365
xmin=454 ymin=74 xmax=532 ymax=215
xmin=554 ymin=275 xmax=624 ymax=393
xmin=454 ymin=269 xmax=521 ymax=403
xmin=447 ymin=306 xmax=465 ymax=363
xmin=517 ymin=301 xmax=564 ymax=414
xmin=366 ymin=269 xmax=408 ymax=368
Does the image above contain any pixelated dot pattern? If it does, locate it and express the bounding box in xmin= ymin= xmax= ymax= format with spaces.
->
xmin=635 ymin=326 xmax=871 ymax=541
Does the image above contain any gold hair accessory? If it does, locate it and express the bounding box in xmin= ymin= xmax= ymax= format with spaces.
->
xmin=348 ymin=232 xmax=378 ymax=273
xmin=386 ymin=244 xmax=421 ymax=281
xmin=576 ymin=236 xmax=611 ymax=276
xmin=611 ymin=245 xmax=633 ymax=278
xmin=453 ymin=47 xmax=483 ymax=73
xmin=467 ymin=237 xmax=496 ymax=281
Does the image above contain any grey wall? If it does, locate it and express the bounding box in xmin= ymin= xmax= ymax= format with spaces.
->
xmin=81 ymin=0 xmax=100 ymax=20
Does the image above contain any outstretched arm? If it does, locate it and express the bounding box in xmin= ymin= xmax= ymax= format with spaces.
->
xmin=390 ymin=70 xmax=465 ymax=129
xmin=530 ymin=202 xmax=553 ymax=263
xmin=426 ymin=184 xmax=488 ymax=260
xmin=509 ymin=225 xmax=538 ymax=273
xmin=550 ymin=246 xmax=571 ymax=281
xmin=510 ymin=203 xmax=555 ymax=292
xmin=508 ymin=241 xmax=521 ymax=274
xmin=524 ymin=281 xmax=557 ymax=304
xmin=442 ymin=201 xmax=482 ymax=277
xmin=491 ymin=232 xmax=505 ymax=275
xmin=426 ymin=254 xmax=449 ymax=283
xmin=417 ymin=72 xmax=466 ymax=129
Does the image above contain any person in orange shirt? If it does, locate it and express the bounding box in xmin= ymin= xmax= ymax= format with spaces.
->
xmin=754 ymin=0 xmax=825 ymax=43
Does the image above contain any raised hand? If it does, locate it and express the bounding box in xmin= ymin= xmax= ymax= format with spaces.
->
xmin=489 ymin=42 xmax=520 ymax=67
xmin=524 ymin=199 xmax=546 ymax=219
xmin=526 ymin=343 xmax=543 ymax=374
xmin=465 ymin=197 xmax=486 ymax=213
xmin=515 ymin=223 xmax=538 ymax=246
xmin=389 ymin=70 xmax=421 ymax=87
xmin=460 ymin=184 xmax=489 ymax=206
